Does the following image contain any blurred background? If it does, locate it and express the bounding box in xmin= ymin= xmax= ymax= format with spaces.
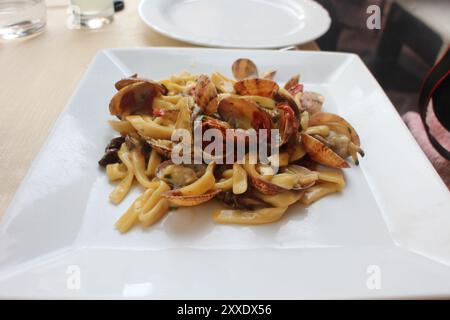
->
xmin=315 ymin=0 xmax=448 ymax=116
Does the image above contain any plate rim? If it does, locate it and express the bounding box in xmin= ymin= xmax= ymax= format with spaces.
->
xmin=1 ymin=47 xmax=450 ymax=299
xmin=138 ymin=0 xmax=332 ymax=48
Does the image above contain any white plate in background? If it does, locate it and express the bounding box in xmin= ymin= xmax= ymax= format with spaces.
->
xmin=0 ymin=48 xmax=450 ymax=299
xmin=138 ymin=0 xmax=331 ymax=48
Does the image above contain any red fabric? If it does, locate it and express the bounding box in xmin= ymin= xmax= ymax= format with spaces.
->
xmin=403 ymin=104 xmax=450 ymax=189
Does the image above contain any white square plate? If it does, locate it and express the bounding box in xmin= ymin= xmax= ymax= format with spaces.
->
xmin=1 ymin=48 xmax=449 ymax=299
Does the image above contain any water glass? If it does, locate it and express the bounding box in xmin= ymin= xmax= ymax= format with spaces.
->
xmin=69 ymin=0 xmax=114 ymax=29
xmin=0 ymin=0 xmax=46 ymax=39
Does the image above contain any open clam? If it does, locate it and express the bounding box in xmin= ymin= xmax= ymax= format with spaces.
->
xmin=299 ymin=92 xmax=324 ymax=115
xmin=156 ymin=161 xmax=207 ymax=189
xmin=200 ymin=116 xmax=232 ymax=134
xmin=280 ymin=165 xmax=318 ymax=189
xmin=146 ymin=139 xmax=173 ymax=158
xmin=162 ymin=189 xmax=221 ymax=207
xmin=153 ymin=108 xmax=179 ymax=123
xmin=245 ymin=161 xmax=318 ymax=195
xmin=276 ymin=102 xmax=299 ymax=145
xmin=284 ymin=74 xmax=299 ymax=90
xmin=159 ymin=161 xmax=220 ymax=206
xmin=242 ymin=160 xmax=283 ymax=195
xmin=248 ymin=175 xmax=285 ymax=195
xmin=114 ymin=75 xmax=168 ymax=93
xmin=266 ymin=165 xmax=318 ymax=191
xmin=115 ymin=74 xmax=139 ymax=90
xmin=234 ymin=78 xmax=279 ymax=98
xmin=216 ymin=189 xmax=267 ymax=210
xmin=284 ymin=74 xmax=303 ymax=96
xmin=197 ymin=116 xmax=230 ymax=158
xmin=261 ymin=70 xmax=277 ymax=80
xmin=197 ymin=116 xmax=245 ymax=162
xmin=232 ymin=58 xmax=258 ymax=80
xmin=109 ymin=81 xmax=167 ymax=118
xmin=217 ymin=96 xmax=271 ymax=130
xmin=307 ymin=112 xmax=364 ymax=164
xmin=309 ymin=112 xmax=360 ymax=146
xmin=274 ymin=87 xmax=302 ymax=120
xmin=301 ymin=133 xmax=350 ymax=168
xmin=194 ymin=75 xmax=218 ymax=115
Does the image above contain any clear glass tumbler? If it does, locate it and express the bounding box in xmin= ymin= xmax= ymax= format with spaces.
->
xmin=69 ymin=0 xmax=114 ymax=29
xmin=0 ymin=0 xmax=46 ymax=40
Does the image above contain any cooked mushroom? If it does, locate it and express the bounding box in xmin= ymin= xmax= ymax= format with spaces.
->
xmin=98 ymin=136 xmax=125 ymax=167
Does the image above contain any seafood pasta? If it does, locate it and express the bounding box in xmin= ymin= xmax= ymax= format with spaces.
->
xmin=99 ymin=58 xmax=364 ymax=233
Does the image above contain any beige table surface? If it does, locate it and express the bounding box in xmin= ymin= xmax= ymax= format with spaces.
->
xmin=0 ymin=0 xmax=319 ymax=217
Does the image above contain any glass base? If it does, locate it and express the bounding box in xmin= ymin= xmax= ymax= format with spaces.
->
xmin=69 ymin=15 xmax=113 ymax=29
xmin=0 ymin=20 xmax=46 ymax=40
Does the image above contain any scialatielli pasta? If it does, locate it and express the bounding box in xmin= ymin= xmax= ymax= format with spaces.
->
xmin=98 ymin=58 xmax=365 ymax=233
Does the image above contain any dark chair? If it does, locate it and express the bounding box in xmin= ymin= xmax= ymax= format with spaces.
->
xmin=374 ymin=1 xmax=447 ymax=83
xmin=315 ymin=0 xmax=341 ymax=51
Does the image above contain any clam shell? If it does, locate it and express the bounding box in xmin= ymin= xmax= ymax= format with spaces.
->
xmin=301 ymin=133 xmax=350 ymax=168
xmin=282 ymin=165 xmax=318 ymax=190
xmin=299 ymin=92 xmax=324 ymax=116
xmin=234 ymin=78 xmax=279 ymax=98
xmin=248 ymin=175 xmax=286 ymax=195
xmin=261 ymin=70 xmax=277 ymax=80
xmin=201 ymin=116 xmax=231 ymax=132
xmin=232 ymin=58 xmax=258 ymax=80
xmin=309 ymin=112 xmax=360 ymax=146
xmin=147 ymin=139 xmax=173 ymax=158
xmin=217 ymin=96 xmax=271 ymax=130
xmin=114 ymin=77 xmax=167 ymax=93
xmin=274 ymin=89 xmax=301 ymax=118
xmin=195 ymin=75 xmax=218 ymax=115
xmin=162 ymin=189 xmax=222 ymax=206
xmin=156 ymin=160 xmax=207 ymax=188
xmin=277 ymin=102 xmax=299 ymax=145
xmin=114 ymin=74 xmax=138 ymax=90
xmin=284 ymin=74 xmax=300 ymax=91
xmin=109 ymin=81 xmax=166 ymax=118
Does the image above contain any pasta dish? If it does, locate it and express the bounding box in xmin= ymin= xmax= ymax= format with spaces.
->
xmin=98 ymin=58 xmax=364 ymax=233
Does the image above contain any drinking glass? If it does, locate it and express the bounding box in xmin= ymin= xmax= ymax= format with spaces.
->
xmin=69 ymin=0 xmax=114 ymax=29
xmin=0 ymin=0 xmax=46 ymax=39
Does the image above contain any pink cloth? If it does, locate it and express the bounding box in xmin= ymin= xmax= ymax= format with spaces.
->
xmin=402 ymin=107 xmax=450 ymax=189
